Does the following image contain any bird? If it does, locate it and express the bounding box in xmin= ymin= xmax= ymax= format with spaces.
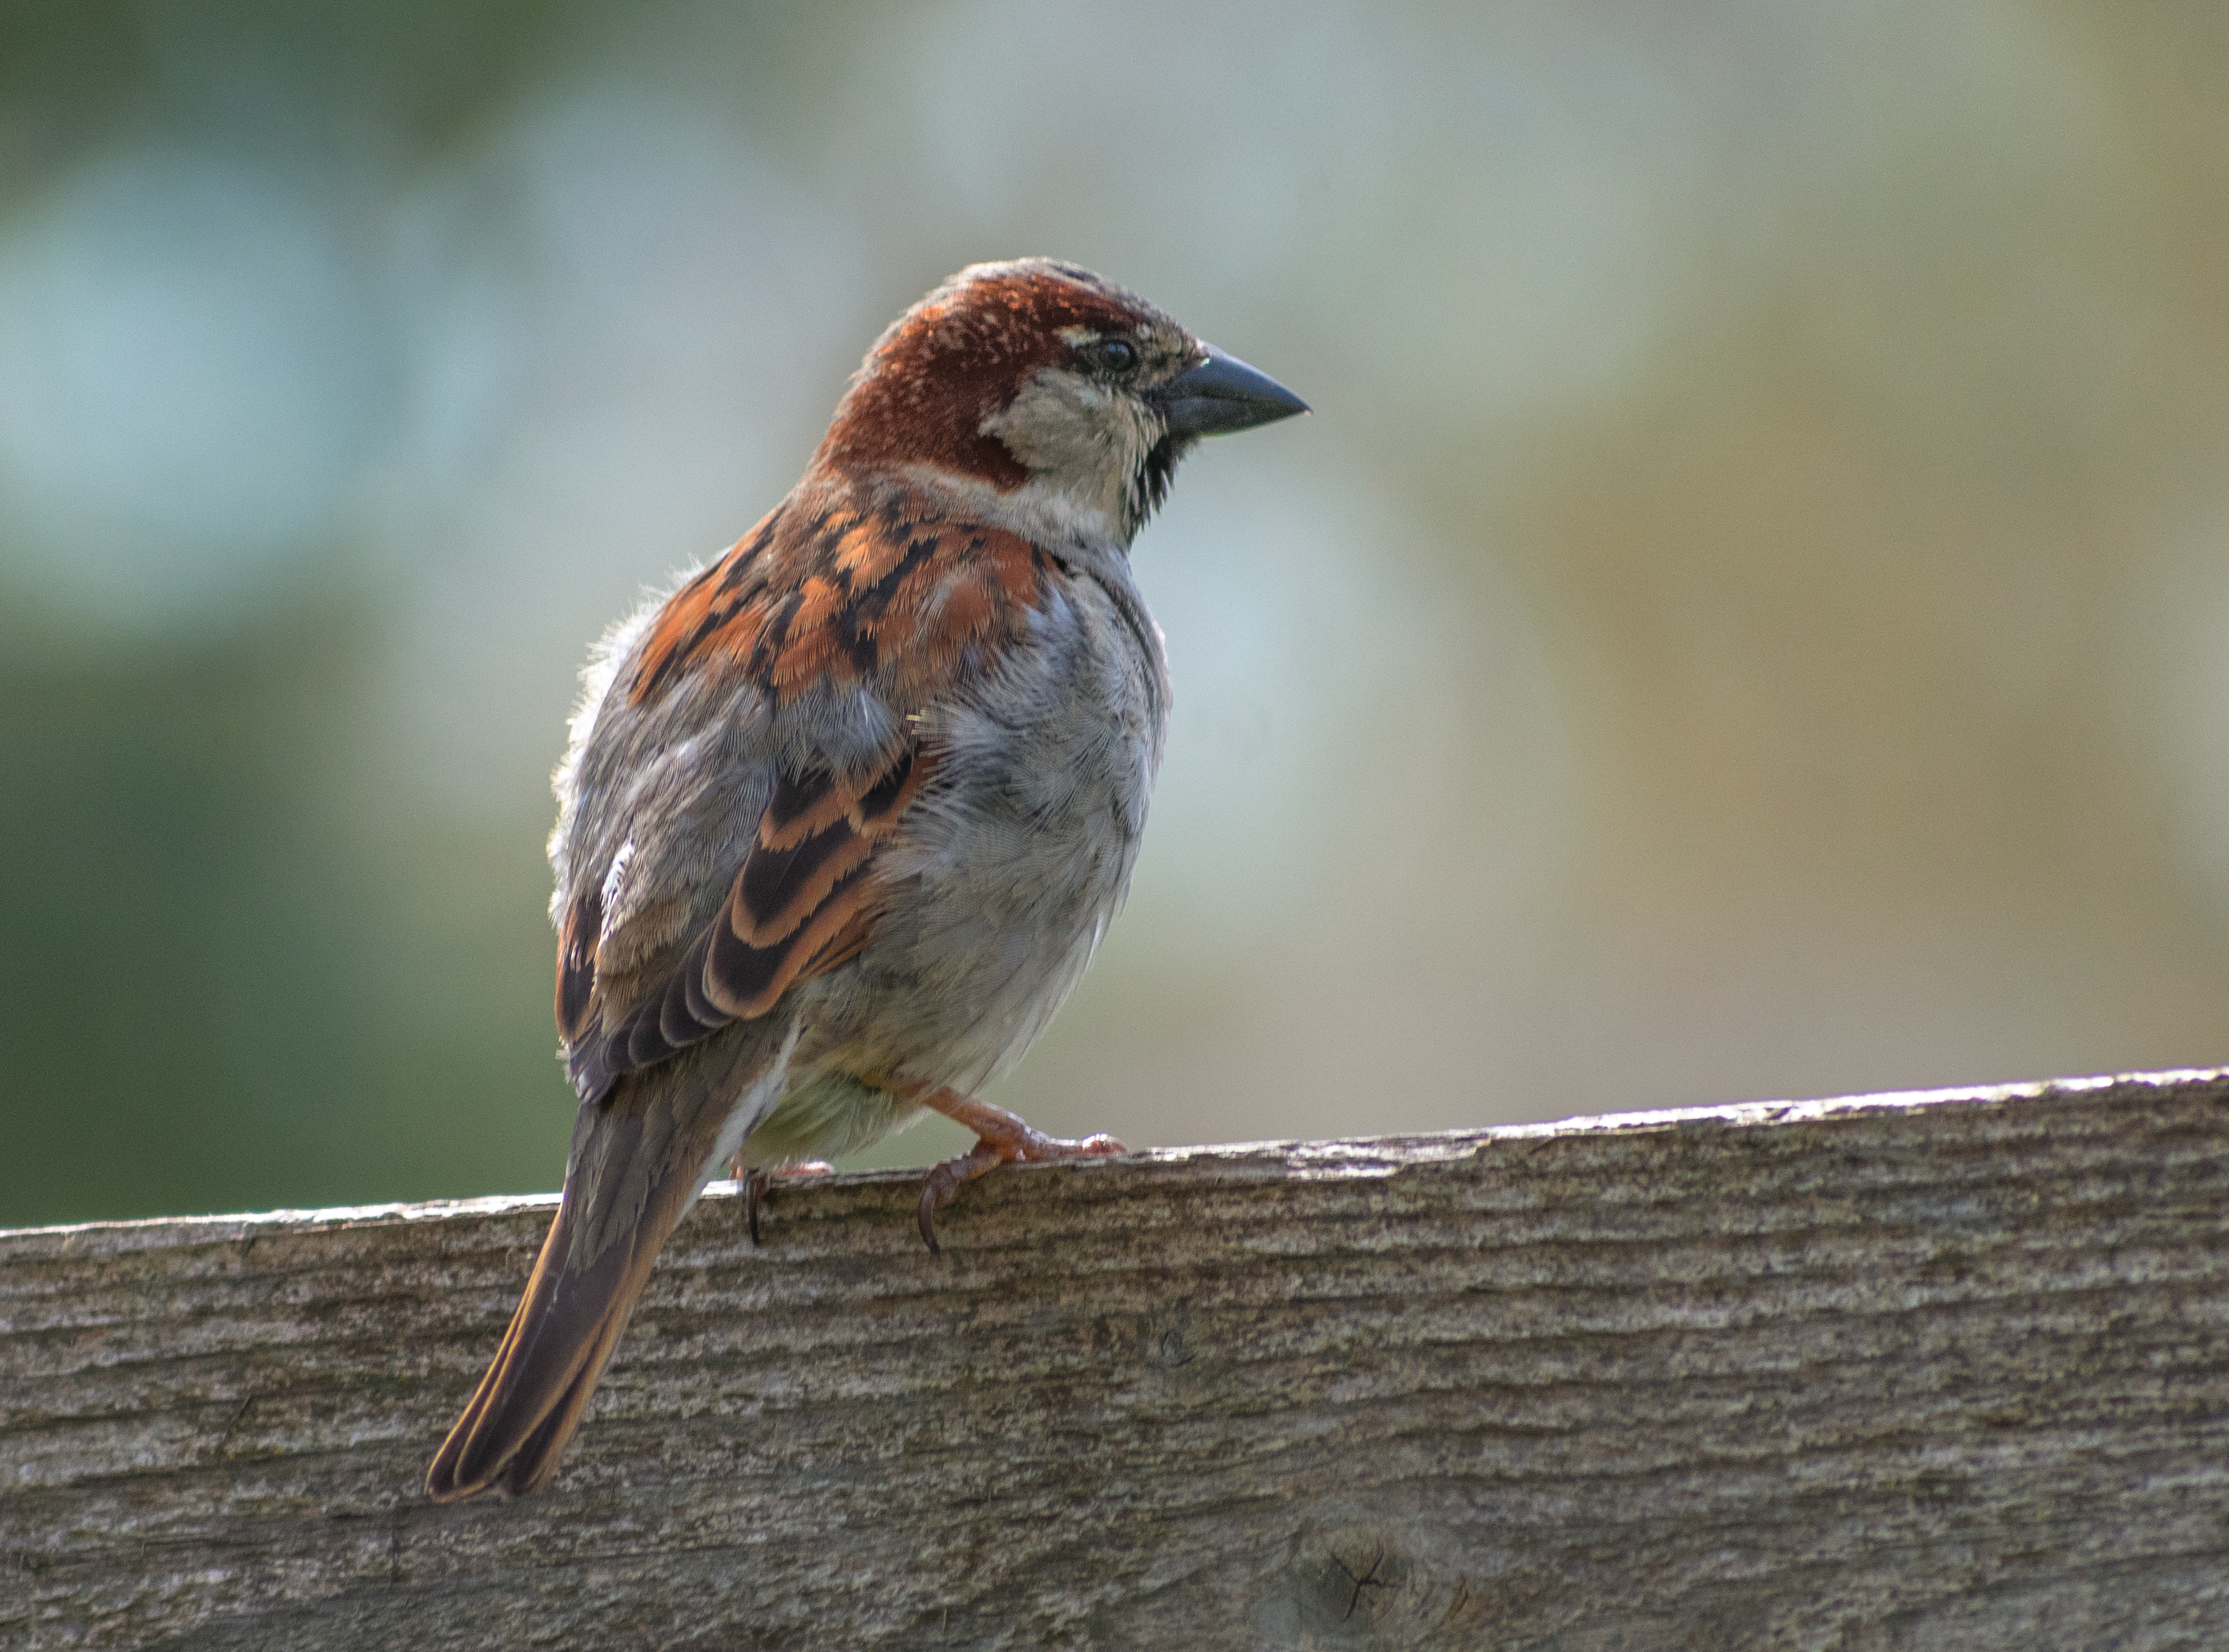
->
xmin=424 ymin=257 xmax=1307 ymax=1501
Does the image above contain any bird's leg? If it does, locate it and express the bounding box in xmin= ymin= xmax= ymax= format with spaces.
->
xmin=880 ymin=1077 xmax=1124 ymax=1253
xmin=732 ymin=1156 xmax=835 ymax=1248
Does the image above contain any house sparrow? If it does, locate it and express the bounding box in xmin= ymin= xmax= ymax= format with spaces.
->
xmin=425 ymin=259 xmax=1306 ymax=1501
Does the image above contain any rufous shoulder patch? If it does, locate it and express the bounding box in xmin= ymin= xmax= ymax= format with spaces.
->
xmin=627 ymin=492 xmax=1050 ymax=711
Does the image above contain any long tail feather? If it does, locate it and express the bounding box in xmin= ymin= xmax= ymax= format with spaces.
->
xmin=426 ymin=1024 xmax=793 ymax=1500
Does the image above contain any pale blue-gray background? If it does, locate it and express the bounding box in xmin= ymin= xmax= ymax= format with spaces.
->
xmin=4 ymin=1 xmax=2226 ymax=1225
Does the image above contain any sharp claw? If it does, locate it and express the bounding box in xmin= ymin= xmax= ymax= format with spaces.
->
xmin=744 ymin=1170 xmax=768 ymax=1248
xmin=893 ymin=1083 xmax=1121 ymax=1255
xmin=745 ymin=1162 xmax=838 ymax=1248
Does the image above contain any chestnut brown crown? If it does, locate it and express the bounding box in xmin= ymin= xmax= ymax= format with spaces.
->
xmin=810 ymin=259 xmax=1306 ymax=543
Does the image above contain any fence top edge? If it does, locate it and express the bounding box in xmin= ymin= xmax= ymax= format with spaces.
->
xmin=7 ymin=1066 xmax=2221 ymax=1248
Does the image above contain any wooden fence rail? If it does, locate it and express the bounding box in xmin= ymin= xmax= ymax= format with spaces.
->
xmin=5 ymin=1070 xmax=2228 ymax=1650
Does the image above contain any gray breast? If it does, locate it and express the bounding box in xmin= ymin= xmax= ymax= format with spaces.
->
xmin=838 ymin=560 xmax=1168 ymax=1092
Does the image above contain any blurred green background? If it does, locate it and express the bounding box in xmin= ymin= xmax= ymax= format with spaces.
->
xmin=3 ymin=1 xmax=2226 ymax=1228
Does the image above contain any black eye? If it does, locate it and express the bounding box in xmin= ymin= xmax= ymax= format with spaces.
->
xmin=1084 ymin=338 xmax=1138 ymax=375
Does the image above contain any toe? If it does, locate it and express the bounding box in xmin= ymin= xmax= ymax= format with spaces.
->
xmin=743 ymin=1169 xmax=770 ymax=1248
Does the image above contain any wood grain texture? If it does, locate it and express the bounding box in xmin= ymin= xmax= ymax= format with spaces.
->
xmin=5 ymin=1071 xmax=2228 ymax=1651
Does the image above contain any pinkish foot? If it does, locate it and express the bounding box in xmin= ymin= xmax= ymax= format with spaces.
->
xmin=739 ymin=1160 xmax=836 ymax=1247
xmin=908 ymin=1096 xmax=1123 ymax=1254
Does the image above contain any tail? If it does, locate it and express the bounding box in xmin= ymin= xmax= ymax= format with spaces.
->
xmin=425 ymin=1024 xmax=793 ymax=1500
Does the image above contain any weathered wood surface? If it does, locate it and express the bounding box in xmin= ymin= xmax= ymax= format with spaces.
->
xmin=5 ymin=1071 xmax=2228 ymax=1651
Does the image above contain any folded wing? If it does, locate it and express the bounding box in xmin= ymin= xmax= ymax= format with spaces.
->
xmin=427 ymin=490 xmax=1052 ymax=1500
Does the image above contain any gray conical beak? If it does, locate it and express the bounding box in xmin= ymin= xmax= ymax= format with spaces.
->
xmin=1160 ymin=344 xmax=1310 ymax=439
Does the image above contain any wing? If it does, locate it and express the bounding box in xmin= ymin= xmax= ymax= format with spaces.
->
xmin=554 ymin=486 xmax=1056 ymax=1105
xmin=431 ymin=488 xmax=1061 ymax=1501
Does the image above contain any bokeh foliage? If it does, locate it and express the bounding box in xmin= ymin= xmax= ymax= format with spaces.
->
xmin=3 ymin=1 xmax=2227 ymax=1225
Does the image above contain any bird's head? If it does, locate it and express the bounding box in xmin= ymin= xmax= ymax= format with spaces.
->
xmin=812 ymin=258 xmax=1307 ymax=546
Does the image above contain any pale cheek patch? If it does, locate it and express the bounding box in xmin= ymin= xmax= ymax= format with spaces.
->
xmin=980 ymin=368 xmax=1150 ymax=532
